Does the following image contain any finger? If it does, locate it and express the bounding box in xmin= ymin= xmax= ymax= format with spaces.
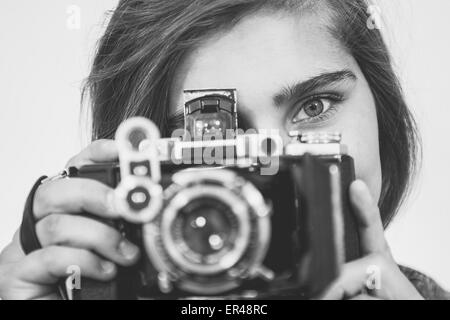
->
xmin=16 ymin=246 xmax=117 ymax=285
xmin=321 ymin=253 xmax=385 ymax=300
xmin=66 ymin=140 xmax=118 ymax=168
xmin=36 ymin=214 xmax=140 ymax=266
xmin=349 ymin=180 xmax=389 ymax=255
xmin=33 ymin=178 xmax=120 ymax=220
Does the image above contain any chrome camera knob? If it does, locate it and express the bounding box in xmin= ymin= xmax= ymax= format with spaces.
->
xmin=289 ymin=131 xmax=342 ymax=144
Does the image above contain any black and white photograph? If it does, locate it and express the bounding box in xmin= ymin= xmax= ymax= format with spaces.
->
xmin=0 ymin=0 xmax=449 ymax=304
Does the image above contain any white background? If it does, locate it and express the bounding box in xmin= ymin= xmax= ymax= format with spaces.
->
xmin=0 ymin=0 xmax=449 ymax=290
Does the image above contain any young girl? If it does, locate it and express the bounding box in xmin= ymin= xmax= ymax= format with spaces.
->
xmin=0 ymin=0 xmax=448 ymax=300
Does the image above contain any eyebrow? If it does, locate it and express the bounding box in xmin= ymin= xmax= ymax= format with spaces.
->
xmin=273 ymin=70 xmax=357 ymax=107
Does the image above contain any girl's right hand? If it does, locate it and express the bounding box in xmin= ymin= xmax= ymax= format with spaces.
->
xmin=0 ymin=140 xmax=140 ymax=300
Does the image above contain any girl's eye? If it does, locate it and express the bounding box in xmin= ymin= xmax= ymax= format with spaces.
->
xmin=291 ymin=95 xmax=341 ymax=124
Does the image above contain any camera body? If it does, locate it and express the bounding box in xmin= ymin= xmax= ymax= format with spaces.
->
xmin=67 ymin=89 xmax=360 ymax=300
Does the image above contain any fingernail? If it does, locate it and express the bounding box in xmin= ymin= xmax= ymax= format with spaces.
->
xmin=355 ymin=180 xmax=373 ymax=201
xmin=118 ymin=239 xmax=139 ymax=260
xmin=351 ymin=180 xmax=372 ymax=201
xmin=100 ymin=260 xmax=116 ymax=274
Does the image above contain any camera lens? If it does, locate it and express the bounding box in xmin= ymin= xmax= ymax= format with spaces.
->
xmin=171 ymin=197 xmax=238 ymax=264
xmin=144 ymin=170 xmax=272 ymax=291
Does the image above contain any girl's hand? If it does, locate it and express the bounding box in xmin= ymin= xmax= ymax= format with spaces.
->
xmin=0 ymin=140 xmax=140 ymax=300
xmin=321 ymin=180 xmax=423 ymax=300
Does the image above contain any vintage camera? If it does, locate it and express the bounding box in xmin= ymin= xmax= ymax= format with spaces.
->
xmin=66 ymin=89 xmax=360 ymax=300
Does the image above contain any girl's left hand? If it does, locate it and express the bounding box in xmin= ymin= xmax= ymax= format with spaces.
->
xmin=320 ymin=180 xmax=424 ymax=300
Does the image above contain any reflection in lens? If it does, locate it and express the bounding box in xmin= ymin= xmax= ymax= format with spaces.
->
xmin=171 ymin=197 xmax=238 ymax=262
xmin=191 ymin=216 xmax=206 ymax=228
xmin=208 ymin=234 xmax=224 ymax=250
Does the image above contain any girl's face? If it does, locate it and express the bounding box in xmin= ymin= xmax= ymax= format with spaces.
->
xmin=170 ymin=11 xmax=382 ymax=202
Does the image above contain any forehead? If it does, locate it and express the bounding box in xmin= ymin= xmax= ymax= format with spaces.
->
xmin=170 ymin=11 xmax=355 ymax=113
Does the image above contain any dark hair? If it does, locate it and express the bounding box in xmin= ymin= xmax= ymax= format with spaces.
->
xmin=83 ymin=0 xmax=420 ymax=226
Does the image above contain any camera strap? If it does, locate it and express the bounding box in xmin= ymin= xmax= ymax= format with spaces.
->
xmin=19 ymin=176 xmax=48 ymax=254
